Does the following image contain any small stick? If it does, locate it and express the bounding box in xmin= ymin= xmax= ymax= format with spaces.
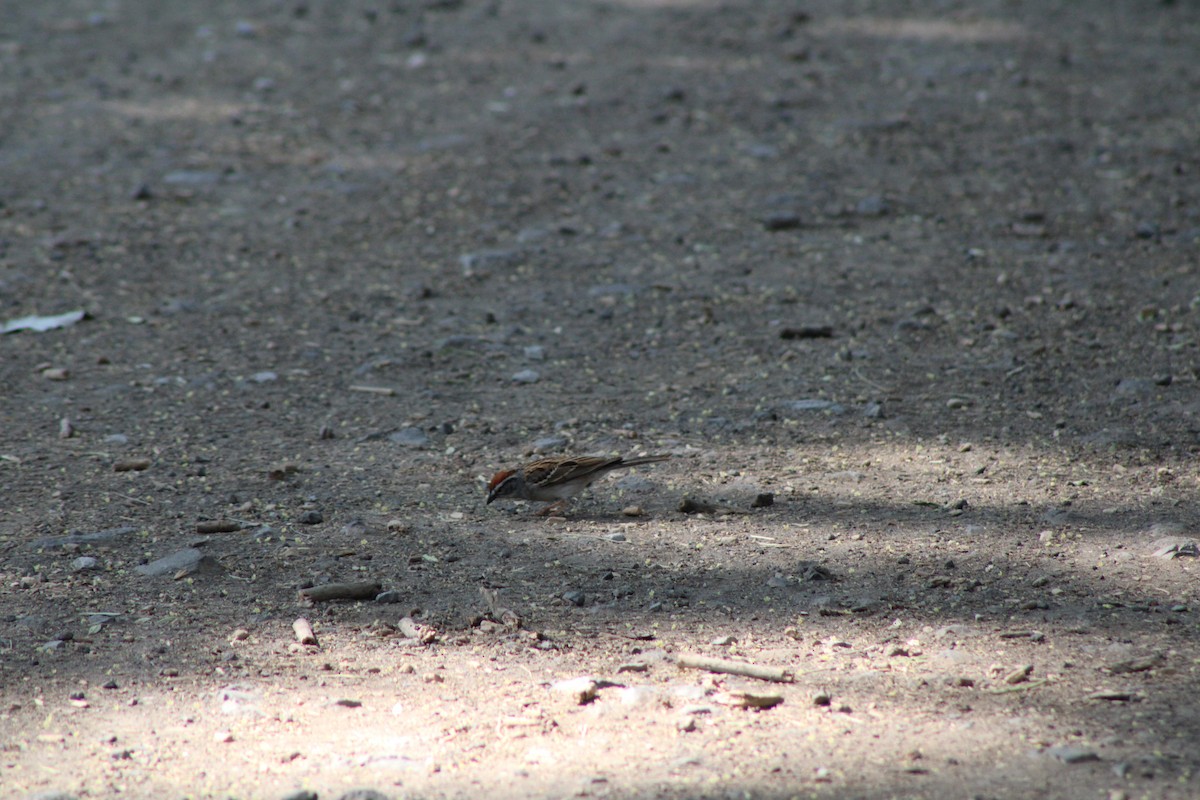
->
xmin=292 ymin=618 xmax=318 ymax=646
xmin=988 ymin=678 xmax=1049 ymax=695
xmin=196 ymin=520 xmax=241 ymax=534
xmin=676 ymin=653 xmax=795 ymax=683
xmin=300 ymin=581 xmax=382 ymax=602
xmin=348 ymin=385 xmax=396 ymax=396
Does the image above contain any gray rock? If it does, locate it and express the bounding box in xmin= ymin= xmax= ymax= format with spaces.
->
xmin=31 ymin=526 xmax=138 ymax=549
xmin=375 ymin=590 xmax=403 ymax=604
xmin=459 ymin=249 xmax=520 ymax=278
xmin=562 ymin=590 xmax=586 ymax=607
xmin=1045 ymin=746 xmax=1100 ymax=764
xmin=389 ymin=427 xmax=429 ymax=447
xmin=1151 ymin=537 xmax=1199 ymax=559
xmin=781 ymin=399 xmax=846 ymax=414
xmin=71 ymin=556 xmax=100 ymax=572
xmin=136 ymin=549 xmax=222 ymax=577
xmin=533 ymin=436 xmax=567 ymax=452
xmin=1078 ymin=428 xmax=1138 ymax=448
xmin=251 ymin=371 xmax=278 ymax=383
xmin=523 ymin=345 xmax=546 ymax=361
xmin=163 ymin=170 xmax=221 ymax=186
xmin=1113 ymin=378 xmax=1155 ymax=397
xmin=511 ymin=369 xmax=540 ymax=384
xmin=337 ymin=790 xmax=392 ymax=800
xmin=855 ymin=195 xmax=889 ymax=216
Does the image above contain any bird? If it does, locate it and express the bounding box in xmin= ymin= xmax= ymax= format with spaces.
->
xmin=485 ymin=453 xmax=671 ymax=515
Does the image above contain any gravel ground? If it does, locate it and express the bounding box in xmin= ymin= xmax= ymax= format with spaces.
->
xmin=2 ymin=2 xmax=1199 ymax=799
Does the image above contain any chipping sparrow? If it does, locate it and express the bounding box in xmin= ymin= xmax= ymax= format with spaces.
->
xmin=486 ymin=454 xmax=670 ymax=514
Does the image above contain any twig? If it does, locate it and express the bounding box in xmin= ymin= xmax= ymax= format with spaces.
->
xmin=676 ymin=653 xmax=794 ymax=683
xmin=348 ymin=385 xmax=396 ymax=396
xmin=300 ymin=581 xmax=382 ymax=602
xmin=554 ymin=532 xmax=630 ymax=543
xmin=852 ymin=367 xmax=889 ymax=393
xmin=988 ymin=678 xmax=1050 ymax=694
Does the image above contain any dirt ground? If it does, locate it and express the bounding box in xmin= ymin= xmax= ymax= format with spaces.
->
xmin=2 ymin=1 xmax=1200 ymax=798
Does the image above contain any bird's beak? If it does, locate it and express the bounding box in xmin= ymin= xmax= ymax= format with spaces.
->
xmin=485 ymin=490 xmax=496 ymax=505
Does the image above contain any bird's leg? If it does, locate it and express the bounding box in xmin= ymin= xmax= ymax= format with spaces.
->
xmin=536 ymin=500 xmax=570 ymax=517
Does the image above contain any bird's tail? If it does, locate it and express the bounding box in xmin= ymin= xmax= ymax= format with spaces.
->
xmin=621 ymin=454 xmax=672 ymax=467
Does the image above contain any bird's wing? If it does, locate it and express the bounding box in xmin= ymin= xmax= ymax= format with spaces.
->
xmin=525 ymin=456 xmax=622 ymax=485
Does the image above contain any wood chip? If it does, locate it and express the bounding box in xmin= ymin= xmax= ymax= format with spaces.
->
xmin=713 ymin=690 xmax=784 ymax=709
xmin=292 ymin=618 xmax=318 ymax=646
xmin=1003 ymin=664 xmax=1034 ymax=685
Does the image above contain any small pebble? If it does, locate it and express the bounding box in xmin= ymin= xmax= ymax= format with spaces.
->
xmin=621 ymin=505 xmax=644 ymax=517
xmin=551 ymin=677 xmax=598 ymax=705
xmin=297 ymin=510 xmax=324 ymax=525
xmin=855 ymin=195 xmax=889 ymax=216
xmin=562 ymin=590 xmax=586 ymax=607
xmin=762 ymin=212 xmax=802 ymax=231
xmin=72 ymin=556 xmax=99 ymax=572
xmin=1048 ymin=746 xmax=1100 ymax=764
xmin=512 ymin=369 xmax=540 ymax=384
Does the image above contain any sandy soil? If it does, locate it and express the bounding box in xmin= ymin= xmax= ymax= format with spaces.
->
xmin=2 ymin=1 xmax=1200 ymax=799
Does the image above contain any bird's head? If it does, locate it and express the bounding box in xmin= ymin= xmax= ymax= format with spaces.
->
xmin=486 ymin=469 xmax=519 ymax=504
